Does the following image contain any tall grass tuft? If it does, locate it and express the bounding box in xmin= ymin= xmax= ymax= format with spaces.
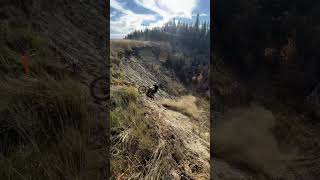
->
xmin=0 ymin=77 xmax=106 ymax=179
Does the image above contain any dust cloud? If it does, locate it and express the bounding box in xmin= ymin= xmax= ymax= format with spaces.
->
xmin=214 ymin=105 xmax=293 ymax=178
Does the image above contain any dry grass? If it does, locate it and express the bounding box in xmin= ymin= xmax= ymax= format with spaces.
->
xmin=0 ymin=76 xmax=107 ymax=180
xmin=161 ymin=96 xmax=201 ymax=120
xmin=110 ymin=86 xmax=165 ymax=179
xmin=0 ymin=23 xmax=107 ymax=179
xmin=110 ymin=39 xmax=170 ymax=48
xmin=110 ymin=40 xmax=171 ymax=54
xmin=110 ymin=40 xmax=150 ymax=52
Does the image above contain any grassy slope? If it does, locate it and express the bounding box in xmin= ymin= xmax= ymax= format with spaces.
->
xmin=110 ymin=40 xmax=210 ymax=179
xmin=0 ymin=3 xmax=107 ymax=179
xmin=110 ymin=43 xmax=160 ymax=178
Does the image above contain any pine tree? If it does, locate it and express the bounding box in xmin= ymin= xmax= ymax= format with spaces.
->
xmin=195 ymin=13 xmax=200 ymax=31
xmin=202 ymin=21 xmax=207 ymax=36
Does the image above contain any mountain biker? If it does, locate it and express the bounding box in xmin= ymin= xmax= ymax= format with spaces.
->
xmin=146 ymin=84 xmax=159 ymax=99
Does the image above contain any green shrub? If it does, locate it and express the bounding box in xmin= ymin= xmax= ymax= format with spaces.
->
xmin=111 ymin=67 xmax=124 ymax=80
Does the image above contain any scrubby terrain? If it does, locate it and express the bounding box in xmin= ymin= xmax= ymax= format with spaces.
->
xmin=110 ymin=40 xmax=210 ymax=179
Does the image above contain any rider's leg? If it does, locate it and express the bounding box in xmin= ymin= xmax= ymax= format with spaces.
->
xmin=146 ymin=91 xmax=151 ymax=98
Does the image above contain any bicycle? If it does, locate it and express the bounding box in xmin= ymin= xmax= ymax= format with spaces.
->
xmin=90 ymin=76 xmax=109 ymax=101
xmin=138 ymin=84 xmax=159 ymax=99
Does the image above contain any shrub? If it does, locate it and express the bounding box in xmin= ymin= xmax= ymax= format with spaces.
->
xmin=111 ymin=67 xmax=124 ymax=80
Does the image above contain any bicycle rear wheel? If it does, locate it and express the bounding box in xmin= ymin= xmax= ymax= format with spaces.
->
xmin=138 ymin=86 xmax=147 ymax=94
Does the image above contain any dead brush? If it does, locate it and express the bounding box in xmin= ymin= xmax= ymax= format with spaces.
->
xmin=143 ymin=140 xmax=169 ymax=179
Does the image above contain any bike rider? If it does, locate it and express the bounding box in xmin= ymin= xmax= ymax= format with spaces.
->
xmin=146 ymin=84 xmax=159 ymax=99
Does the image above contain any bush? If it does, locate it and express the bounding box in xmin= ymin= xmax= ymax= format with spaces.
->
xmin=111 ymin=67 xmax=124 ymax=80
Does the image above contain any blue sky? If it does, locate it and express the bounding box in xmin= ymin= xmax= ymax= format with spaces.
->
xmin=110 ymin=0 xmax=210 ymax=39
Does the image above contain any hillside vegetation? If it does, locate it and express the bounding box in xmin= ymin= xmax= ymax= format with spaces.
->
xmin=125 ymin=14 xmax=210 ymax=94
xmin=110 ymin=39 xmax=210 ymax=179
xmin=0 ymin=1 xmax=108 ymax=179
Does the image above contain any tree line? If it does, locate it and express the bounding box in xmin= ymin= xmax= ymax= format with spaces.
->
xmin=125 ymin=14 xmax=209 ymax=54
xmin=125 ymin=14 xmax=210 ymax=94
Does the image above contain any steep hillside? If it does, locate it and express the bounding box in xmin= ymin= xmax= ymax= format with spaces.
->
xmin=0 ymin=1 xmax=108 ymax=179
xmin=110 ymin=40 xmax=210 ymax=179
xmin=32 ymin=0 xmax=108 ymax=83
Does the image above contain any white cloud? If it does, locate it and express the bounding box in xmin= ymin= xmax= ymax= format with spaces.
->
xmin=135 ymin=0 xmax=197 ymax=19
xmin=110 ymin=0 xmax=156 ymax=39
xmin=110 ymin=0 xmax=198 ymax=38
xmin=134 ymin=0 xmax=197 ymax=28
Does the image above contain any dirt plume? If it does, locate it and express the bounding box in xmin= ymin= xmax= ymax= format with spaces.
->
xmin=214 ymin=105 xmax=294 ymax=178
xmin=161 ymin=95 xmax=201 ymax=120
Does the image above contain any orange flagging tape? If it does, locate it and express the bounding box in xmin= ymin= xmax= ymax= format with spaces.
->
xmin=21 ymin=55 xmax=30 ymax=76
